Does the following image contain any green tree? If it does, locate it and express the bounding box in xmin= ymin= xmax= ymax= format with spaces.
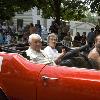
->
xmin=81 ymin=12 xmax=98 ymax=25
xmin=0 ymin=0 xmax=14 ymax=21
xmin=35 ymin=0 xmax=88 ymax=25
xmin=0 ymin=0 xmax=34 ymax=21
xmin=0 ymin=0 xmax=87 ymax=25
xmin=85 ymin=0 xmax=100 ymax=25
xmin=87 ymin=0 xmax=100 ymax=15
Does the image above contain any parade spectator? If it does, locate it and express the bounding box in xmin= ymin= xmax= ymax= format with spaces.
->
xmin=5 ymin=33 xmax=11 ymax=44
xmin=22 ymin=32 xmax=29 ymax=44
xmin=49 ymin=21 xmax=59 ymax=34
xmin=88 ymin=35 xmax=100 ymax=69
xmin=0 ymin=31 xmax=3 ymax=45
xmin=17 ymin=26 xmax=23 ymax=40
xmin=35 ymin=21 xmax=42 ymax=36
xmin=9 ymin=23 xmax=16 ymax=34
xmin=29 ymin=23 xmax=37 ymax=34
xmin=26 ymin=34 xmax=55 ymax=65
xmin=94 ymin=25 xmax=100 ymax=36
xmin=44 ymin=33 xmax=66 ymax=65
xmin=81 ymin=32 xmax=86 ymax=45
xmin=11 ymin=36 xmax=17 ymax=44
xmin=73 ymin=32 xmax=82 ymax=47
xmin=2 ymin=22 xmax=8 ymax=33
xmin=87 ymin=28 xmax=95 ymax=49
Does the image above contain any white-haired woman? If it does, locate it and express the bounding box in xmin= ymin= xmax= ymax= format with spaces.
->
xmin=25 ymin=34 xmax=55 ymax=65
xmin=44 ymin=33 xmax=66 ymax=65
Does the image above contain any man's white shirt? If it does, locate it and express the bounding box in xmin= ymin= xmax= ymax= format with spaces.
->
xmin=26 ymin=47 xmax=55 ymax=65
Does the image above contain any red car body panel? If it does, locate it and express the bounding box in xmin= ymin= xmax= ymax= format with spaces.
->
xmin=0 ymin=53 xmax=45 ymax=100
xmin=0 ymin=53 xmax=100 ymax=100
xmin=38 ymin=66 xmax=100 ymax=100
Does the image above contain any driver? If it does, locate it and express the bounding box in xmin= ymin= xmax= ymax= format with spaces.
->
xmin=25 ymin=34 xmax=55 ymax=65
xmin=88 ymin=35 xmax=100 ymax=69
xmin=44 ymin=33 xmax=66 ymax=65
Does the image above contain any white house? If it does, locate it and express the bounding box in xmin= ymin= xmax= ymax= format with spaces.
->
xmin=13 ymin=10 xmax=33 ymax=27
xmin=69 ymin=21 xmax=96 ymax=40
xmin=13 ymin=7 xmax=53 ymax=33
xmin=13 ymin=8 xmax=96 ymax=41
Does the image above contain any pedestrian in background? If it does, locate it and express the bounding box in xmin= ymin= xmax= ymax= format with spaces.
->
xmin=87 ymin=28 xmax=95 ymax=50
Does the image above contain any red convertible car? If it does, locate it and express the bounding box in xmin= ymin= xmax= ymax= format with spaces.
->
xmin=0 ymin=52 xmax=100 ymax=100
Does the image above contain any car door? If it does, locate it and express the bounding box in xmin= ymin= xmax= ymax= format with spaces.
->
xmin=0 ymin=54 xmax=44 ymax=100
xmin=37 ymin=66 xmax=100 ymax=100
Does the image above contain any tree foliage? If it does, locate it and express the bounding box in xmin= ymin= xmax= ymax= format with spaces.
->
xmin=0 ymin=0 xmax=14 ymax=20
xmin=81 ymin=12 xmax=97 ymax=25
xmin=0 ymin=0 xmax=88 ymax=24
xmin=34 ymin=0 xmax=88 ymax=25
xmin=0 ymin=0 xmax=34 ymax=21
xmin=84 ymin=0 xmax=100 ymax=25
xmin=60 ymin=0 xmax=87 ymax=21
xmin=85 ymin=0 xmax=100 ymax=15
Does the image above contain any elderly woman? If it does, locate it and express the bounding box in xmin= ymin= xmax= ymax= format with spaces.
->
xmin=44 ymin=33 xmax=66 ymax=65
xmin=25 ymin=34 xmax=55 ymax=65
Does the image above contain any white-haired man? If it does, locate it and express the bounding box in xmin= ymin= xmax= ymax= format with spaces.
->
xmin=26 ymin=34 xmax=55 ymax=65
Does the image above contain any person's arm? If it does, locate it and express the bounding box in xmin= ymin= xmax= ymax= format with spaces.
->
xmin=55 ymin=48 xmax=66 ymax=65
xmin=88 ymin=50 xmax=100 ymax=69
xmin=88 ymin=51 xmax=95 ymax=59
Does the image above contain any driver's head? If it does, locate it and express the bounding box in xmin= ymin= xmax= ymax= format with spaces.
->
xmin=95 ymin=35 xmax=100 ymax=54
xmin=47 ymin=33 xmax=58 ymax=48
xmin=28 ymin=34 xmax=42 ymax=52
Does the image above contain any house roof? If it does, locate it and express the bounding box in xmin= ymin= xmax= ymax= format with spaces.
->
xmin=71 ymin=22 xmax=96 ymax=29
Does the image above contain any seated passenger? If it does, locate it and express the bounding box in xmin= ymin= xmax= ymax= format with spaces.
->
xmin=25 ymin=34 xmax=55 ymax=65
xmin=88 ymin=35 xmax=100 ymax=69
xmin=44 ymin=33 xmax=66 ymax=65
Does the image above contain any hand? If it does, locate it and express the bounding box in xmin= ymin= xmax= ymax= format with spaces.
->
xmin=61 ymin=48 xmax=66 ymax=55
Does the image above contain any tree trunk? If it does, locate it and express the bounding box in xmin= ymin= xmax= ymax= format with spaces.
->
xmin=53 ymin=0 xmax=61 ymax=26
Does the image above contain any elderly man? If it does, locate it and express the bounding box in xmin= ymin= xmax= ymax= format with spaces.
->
xmin=88 ymin=35 xmax=100 ymax=69
xmin=44 ymin=33 xmax=66 ymax=65
xmin=26 ymin=34 xmax=55 ymax=65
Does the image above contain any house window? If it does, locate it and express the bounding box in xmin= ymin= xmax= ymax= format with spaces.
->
xmin=37 ymin=20 xmax=40 ymax=24
xmin=37 ymin=9 xmax=40 ymax=15
xmin=17 ymin=19 xmax=23 ymax=30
